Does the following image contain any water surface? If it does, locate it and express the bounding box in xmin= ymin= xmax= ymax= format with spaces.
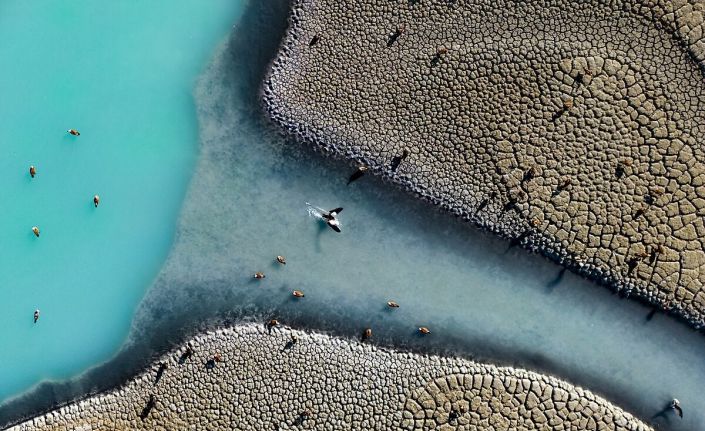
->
xmin=0 ymin=0 xmax=243 ymax=403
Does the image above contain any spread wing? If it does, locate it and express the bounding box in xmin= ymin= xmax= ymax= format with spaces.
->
xmin=329 ymin=223 xmax=341 ymax=233
xmin=675 ymin=405 xmax=683 ymax=418
xmin=329 ymin=207 xmax=343 ymax=214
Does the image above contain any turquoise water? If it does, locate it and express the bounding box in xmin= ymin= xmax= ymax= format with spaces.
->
xmin=0 ymin=1 xmax=243 ymax=402
xmin=1 ymin=2 xmax=704 ymax=431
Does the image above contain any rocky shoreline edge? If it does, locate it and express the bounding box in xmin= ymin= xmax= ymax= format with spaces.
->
xmin=262 ymin=0 xmax=705 ymax=330
xmin=8 ymin=324 xmax=651 ymax=430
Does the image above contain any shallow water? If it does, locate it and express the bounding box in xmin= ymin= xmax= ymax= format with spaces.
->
xmin=2 ymin=1 xmax=704 ymax=430
xmin=0 ymin=0 xmax=243 ymax=403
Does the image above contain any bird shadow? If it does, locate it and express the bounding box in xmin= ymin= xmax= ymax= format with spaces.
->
xmin=139 ymin=395 xmax=155 ymax=420
xmin=314 ymin=221 xmax=327 ymax=252
xmin=154 ymin=364 xmax=167 ymax=384
xmin=178 ymin=349 xmax=193 ymax=365
xmin=390 ymin=155 xmax=404 ymax=172
xmin=546 ymin=268 xmax=567 ymax=292
xmin=651 ymin=406 xmax=671 ymax=422
xmin=503 ymin=231 xmax=531 ymax=254
xmin=282 ymin=340 xmax=296 ymax=351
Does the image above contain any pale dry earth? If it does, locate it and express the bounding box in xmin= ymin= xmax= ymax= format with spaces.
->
xmin=9 ymin=325 xmax=651 ymax=430
xmin=264 ymin=0 xmax=705 ymax=326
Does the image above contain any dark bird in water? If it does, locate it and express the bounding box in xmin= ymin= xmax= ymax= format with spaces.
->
xmin=361 ymin=328 xmax=372 ymax=341
xmin=309 ymin=34 xmax=320 ymax=47
xmin=29 ymin=166 xmax=36 ymax=178
xmin=418 ymin=326 xmax=430 ymax=335
xmin=347 ymin=165 xmax=368 ymax=185
xmin=276 ymin=255 xmax=286 ymax=265
xmin=33 ymin=309 xmax=40 ymax=323
xmin=671 ymin=399 xmax=683 ymax=418
xmin=32 ymin=226 xmax=40 ymax=237
xmin=253 ymin=272 xmax=266 ymax=279
xmin=93 ymin=195 xmax=100 ymax=207
xmin=67 ymin=129 xmax=81 ymax=136
xmin=387 ymin=301 xmax=400 ymax=308
xmin=292 ymin=290 xmax=305 ymax=298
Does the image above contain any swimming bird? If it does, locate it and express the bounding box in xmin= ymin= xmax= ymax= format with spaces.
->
xmin=29 ymin=166 xmax=36 ymax=178
xmin=418 ymin=327 xmax=430 ymax=335
xmin=268 ymin=319 xmax=279 ymax=328
xmin=32 ymin=226 xmax=40 ymax=237
xmin=319 ymin=207 xmax=344 ymax=232
xmin=67 ymin=129 xmax=81 ymax=136
xmin=292 ymin=290 xmax=305 ymax=298
xmin=254 ymin=272 xmax=266 ymax=279
xmin=307 ymin=203 xmax=344 ymax=232
xmin=361 ymin=328 xmax=372 ymax=341
xmin=387 ymin=301 xmax=400 ymax=308
xmin=347 ymin=165 xmax=368 ymax=185
xmin=33 ymin=309 xmax=40 ymax=323
xmin=276 ymin=255 xmax=286 ymax=265
xmin=93 ymin=195 xmax=100 ymax=207
xmin=671 ymin=398 xmax=683 ymax=418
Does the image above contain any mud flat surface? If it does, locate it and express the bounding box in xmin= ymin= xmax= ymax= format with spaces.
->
xmin=264 ymin=0 xmax=705 ymax=327
xmin=8 ymin=324 xmax=651 ymax=430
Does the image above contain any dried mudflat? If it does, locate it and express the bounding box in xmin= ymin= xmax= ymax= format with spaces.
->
xmin=9 ymin=325 xmax=650 ymax=430
xmin=264 ymin=0 xmax=705 ymax=326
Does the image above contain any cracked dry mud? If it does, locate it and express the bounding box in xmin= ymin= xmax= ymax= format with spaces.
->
xmin=9 ymin=325 xmax=650 ymax=431
xmin=264 ymin=0 xmax=705 ymax=327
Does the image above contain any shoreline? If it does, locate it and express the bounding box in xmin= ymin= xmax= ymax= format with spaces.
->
xmin=262 ymin=0 xmax=705 ymax=329
xmin=8 ymin=324 xmax=652 ymax=430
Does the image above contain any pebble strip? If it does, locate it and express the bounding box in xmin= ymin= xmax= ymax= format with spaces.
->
xmin=263 ymin=0 xmax=705 ymax=327
xmin=9 ymin=324 xmax=650 ymax=430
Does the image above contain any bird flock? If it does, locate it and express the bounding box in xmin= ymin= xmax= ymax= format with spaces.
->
xmin=253 ymin=163 xmax=431 ymax=340
xmin=30 ymin=129 xmax=97 ymax=324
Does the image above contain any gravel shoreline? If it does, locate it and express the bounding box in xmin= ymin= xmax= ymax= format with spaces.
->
xmin=263 ymin=0 xmax=705 ymax=328
xmin=8 ymin=324 xmax=651 ymax=430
